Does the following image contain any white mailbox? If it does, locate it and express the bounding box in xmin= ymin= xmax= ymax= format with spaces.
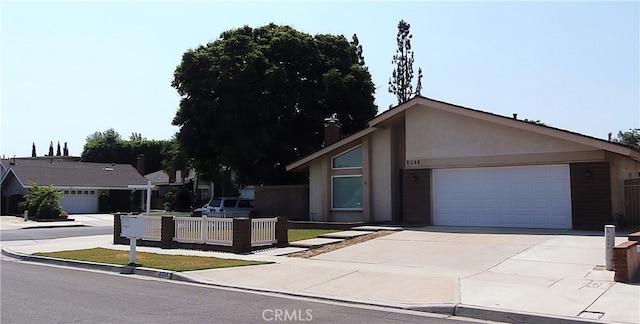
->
xmin=121 ymin=215 xmax=145 ymax=238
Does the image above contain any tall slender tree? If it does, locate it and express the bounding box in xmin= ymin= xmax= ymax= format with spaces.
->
xmin=31 ymin=143 xmax=36 ymax=157
xmin=352 ymin=34 xmax=365 ymax=66
xmin=388 ymin=20 xmax=423 ymax=105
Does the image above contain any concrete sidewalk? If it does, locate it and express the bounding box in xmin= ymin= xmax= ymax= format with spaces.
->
xmin=0 ymin=214 xmax=114 ymax=230
xmin=3 ymin=226 xmax=639 ymax=323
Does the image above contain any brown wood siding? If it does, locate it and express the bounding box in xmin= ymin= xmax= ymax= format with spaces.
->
xmin=624 ymin=180 xmax=640 ymax=227
xmin=570 ymin=162 xmax=612 ymax=230
xmin=401 ymin=169 xmax=431 ymax=226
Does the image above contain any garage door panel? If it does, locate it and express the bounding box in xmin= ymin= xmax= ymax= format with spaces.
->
xmin=433 ymin=165 xmax=572 ymax=229
xmin=60 ymin=192 xmax=99 ymax=214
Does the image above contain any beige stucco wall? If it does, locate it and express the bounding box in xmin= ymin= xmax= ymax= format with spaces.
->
xmin=371 ymin=127 xmax=393 ymax=222
xmin=303 ymin=102 xmax=640 ymax=224
xmin=607 ymin=152 xmax=640 ymax=215
xmin=308 ymin=158 xmax=326 ymax=221
xmin=405 ymin=106 xmax=595 ymax=165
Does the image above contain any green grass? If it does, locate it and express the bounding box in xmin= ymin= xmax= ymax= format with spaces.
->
xmin=35 ymin=248 xmax=271 ymax=272
xmin=288 ymin=229 xmax=340 ymax=242
xmin=33 ymin=230 xmax=341 ymax=270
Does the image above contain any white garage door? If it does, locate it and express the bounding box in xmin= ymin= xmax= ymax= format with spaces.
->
xmin=60 ymin=190 xmax=99 ymax=214
xmin=432 ymin=165 xmax=572 ymax=229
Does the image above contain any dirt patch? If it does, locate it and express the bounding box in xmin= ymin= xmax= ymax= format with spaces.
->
xmin=288 ymin=230 xmax=395 ymax=258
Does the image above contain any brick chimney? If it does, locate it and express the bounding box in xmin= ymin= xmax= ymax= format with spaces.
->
xmin=136 ymin=154 xmax=145 ymax=175
xmin=168 ymin=169 xmax=176 ymax=183
xmin=324 ymin=114 xmax=341 ymax=146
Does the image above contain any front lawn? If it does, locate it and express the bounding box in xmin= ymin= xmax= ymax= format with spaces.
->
xmin=288 ymin=229 xmax=340 ymax=242
xmin=35 ymin=248 xmax=270 ymax=271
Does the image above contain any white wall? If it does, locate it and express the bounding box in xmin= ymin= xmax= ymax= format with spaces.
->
xmin=308 ymin=158 xmax=326 ymax=221
xmin=371 ymin=128 xmax=392 ymax=222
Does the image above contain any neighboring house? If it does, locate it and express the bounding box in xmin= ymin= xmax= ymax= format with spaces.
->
xmin=145 ymin=169 xmax=213 ymax=209
xmin=287 ymin=97 xmax=640 ymax=230
xmin=144 ymin=169 xmax=254 ymax=209
xmin=0 ymin=157 xmax=150 ymax=214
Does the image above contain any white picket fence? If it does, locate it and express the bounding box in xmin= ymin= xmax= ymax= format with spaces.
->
xmin=251 ymin=218 xmax=278 ymax=247
xmin=172 ymin=216 xmax=277 ymax=247
xmin=204 ymin=218 xmax=234 ymax=245
xmin=142 ymin=216 xmax=162 ymax=241
xmin=204 ymin=211 xmax=251 ymax=218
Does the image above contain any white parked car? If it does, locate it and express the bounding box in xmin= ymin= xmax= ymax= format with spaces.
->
xmin=192 ymin=197 xmax=254 ymax=217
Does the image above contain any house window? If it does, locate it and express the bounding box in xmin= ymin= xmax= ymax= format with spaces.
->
xmin=83 ymin=190 xmax=89 ymax=195
xmin=332 ymin=146 xmax=362 ymax=169
xmin=223 ymin=199 xmax=238 ymax=208
xmin=71 ymin=190 xmax=76 ymax=194
xmin=198 ymin=188 xmax=210 ymax=200
xmin=90 ymin=190 xmax=95 ymax=195
xmin=64 ymin=190 xmax=69 ymax=194
xmin=332 ymin=175 xmax=363 ymax=210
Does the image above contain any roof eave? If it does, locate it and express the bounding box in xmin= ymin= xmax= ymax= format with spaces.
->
xmin=287 ymin=96 xmax=640 ymax=171
xmin=286 ymin=127 xmax=377 ymax=172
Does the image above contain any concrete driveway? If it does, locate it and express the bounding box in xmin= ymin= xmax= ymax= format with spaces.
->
xmin=183 ymin=226 xmax=639 ymax=323
xmin=3 ymin=219 xmax=638 ymax=323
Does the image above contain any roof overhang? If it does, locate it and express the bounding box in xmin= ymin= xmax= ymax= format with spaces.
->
xmin=376 ymin=97 xmax=640 ymax=161
xmin=286 ymin=127 xmax=377 ymax=172
xmin=0 ymin=168 xmax=23 ymax=187
xmin=286 ymin=96 xmax=640 ymax=171
xmin=128 ymin=183 xmax=157 ymax=190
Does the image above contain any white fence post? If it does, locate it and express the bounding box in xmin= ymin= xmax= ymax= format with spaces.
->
xmin=201 ymin=215 xmax=207 ymax=243
xmin=605 ymin=225 xmax=615 ymax=271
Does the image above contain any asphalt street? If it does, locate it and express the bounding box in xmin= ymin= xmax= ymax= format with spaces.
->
xmin=0 ymin=225 xmax=112 ymax=241
xmin=0 ymin=259 xmax=478 ymax=324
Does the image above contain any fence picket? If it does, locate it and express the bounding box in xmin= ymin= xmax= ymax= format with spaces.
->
xmin=142 ymin=216 xmax=161 ymax=241
xmin=169 ymin=216 xmax=278 ymax=248
xmin=251 ymin=218 xmax=277 ymax=247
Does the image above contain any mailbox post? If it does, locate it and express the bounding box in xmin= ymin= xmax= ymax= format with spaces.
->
xmin=123 ymin=181 xmax=154 ymax=265
xmin=121 ymin=215 xmax=145 ymax=265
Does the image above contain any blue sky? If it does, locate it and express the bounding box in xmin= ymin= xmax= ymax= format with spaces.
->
xmin=1 ymin=1 xmax=638 ymax=158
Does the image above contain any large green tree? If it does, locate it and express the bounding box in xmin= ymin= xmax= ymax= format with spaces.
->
xmin=172 ymin=24 xmax=377 ymax=186
xmin=613 ymin=129 xmax=640 ymax=150
xmin=81 ymin=129 xmax=171 ymax=173
xmin=389 ymin=20 xmax=422 ymax=105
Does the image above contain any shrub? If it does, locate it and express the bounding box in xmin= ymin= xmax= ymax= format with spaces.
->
xmin=19 ymin=183 xmax=65 ymax=219
xmin=164 ymin=186 xmax=192 ymax=212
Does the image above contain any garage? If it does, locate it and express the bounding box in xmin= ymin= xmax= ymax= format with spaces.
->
xmin=59 ymin=190 xmax=99 ymax=214
xmin=432 ymin=165 xmax=572 ymax=229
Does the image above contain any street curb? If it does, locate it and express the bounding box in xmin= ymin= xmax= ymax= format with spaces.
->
xmin=452 ymin=305 xmax=602 ymax=324
xmin=21 ymin=224 xmax=86 ymax=230
xmin=407 ymin=304 xmax=456 ymax=315
xmin=1 ymin=247 xmax=175 ymax=279
xmin=1 ymin=248 xmax=603 ymax=324
xmin=2 ymin=247 xmax=122 ymax=273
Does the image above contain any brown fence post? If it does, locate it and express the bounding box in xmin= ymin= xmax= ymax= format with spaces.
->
xmin=233 ymin=218 xmax=251 ymax=253
xmin=113 ymin=213 xmax=129 ymax=245
xmin=276 ymin=216 xmax=288 ymax=245
xmin=161 ymin=216 xmax=175 ymax=249
xmin=613 ymin=241 xmax=639 ymax=283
